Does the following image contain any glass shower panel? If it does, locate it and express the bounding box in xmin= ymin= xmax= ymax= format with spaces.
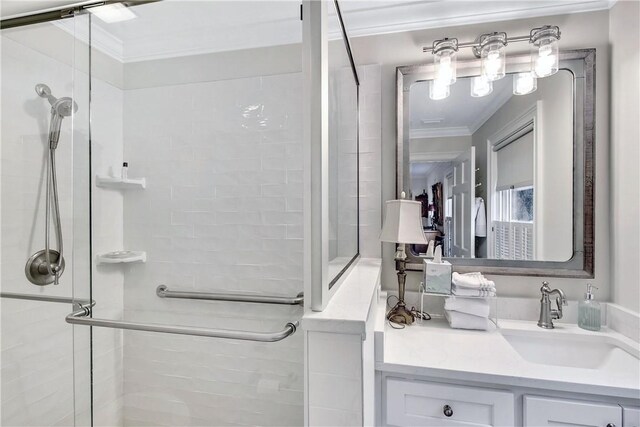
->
xmin=0 ymin=12 xmax=91 ymax=427
xmin=88 ymin=2 xmax=304 ymax=425
xmin=327 ymin=1 xmax=359 ymax=284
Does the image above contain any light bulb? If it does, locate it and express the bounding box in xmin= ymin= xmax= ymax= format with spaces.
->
xmin=429 ymin=80 xmax=450 ymax=100
xmin=530 ymin=26 xmax=560 ymax=78
xmin=534 ymin=43 xmax=558 ymax=77
xmin=471 ymin=76 xmax=493 ymax=97
xmin=480 ymin=34 xmax=507 ymax=82
xmin=513 ymin=72 xmax=537 ymax=95
xmin=433 ymin=39 xmax=458 ymax=86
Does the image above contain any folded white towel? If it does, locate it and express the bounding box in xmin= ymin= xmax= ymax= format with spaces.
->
xmin=445 ymin=310 xmax=495 ymax=331
xmin=452 ymin=272 xmax=496 ymax=290
xmin=444 ymin=296 xmax=491 ymax=318
xmin=451 ymin=285 xmax=496 ymax=297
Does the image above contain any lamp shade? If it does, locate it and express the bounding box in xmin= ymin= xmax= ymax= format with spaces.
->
xmin=379 ymin=199 xmax=428 ymax=244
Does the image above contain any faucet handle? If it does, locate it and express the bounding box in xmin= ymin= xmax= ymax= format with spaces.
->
xmin=540 ymin=281 xmax=550 ymax=293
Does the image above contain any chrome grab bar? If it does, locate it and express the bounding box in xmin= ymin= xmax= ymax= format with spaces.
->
xmin=1 ymin=291 xmax=94 ymax=307
xmin=156 ymin=285 xmax=304 ymax=306
xmin=65 ymin=302 xmax=299 ymax=342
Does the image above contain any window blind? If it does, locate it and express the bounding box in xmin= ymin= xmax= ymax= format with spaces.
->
xmin=493 ymin=220 xmax=534 ymax=260
xmin=496 ymin=130 xmax=534 ymax=191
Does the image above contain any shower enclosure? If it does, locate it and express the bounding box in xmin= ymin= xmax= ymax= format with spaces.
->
xmin=0 ymin=0 xmax=366 ymax=424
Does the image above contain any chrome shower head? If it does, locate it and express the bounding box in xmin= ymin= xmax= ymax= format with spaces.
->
xmin=52 ymin=97 xmax=78 ymax=117
xmin=36 ymin=83 xmax=78 ymax=149
xmin=35 ymin=84 xmax=78 ymax=117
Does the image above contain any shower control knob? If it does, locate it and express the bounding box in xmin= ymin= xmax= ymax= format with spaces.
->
xmin=443 ymin=405 xmax=453 ymax=417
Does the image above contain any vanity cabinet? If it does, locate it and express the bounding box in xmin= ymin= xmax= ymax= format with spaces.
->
xmin=523 ymin=395 xmax=622 ymax=427
xmin=385 ymin=377 xmax=515 ymax=426
xmin=379 ymin=375 xmax=639 ymax=427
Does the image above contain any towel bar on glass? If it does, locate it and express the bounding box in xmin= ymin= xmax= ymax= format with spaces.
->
xmin=156 ymin=285 xmax=304 ymax=306
xmin=65 ymin=302 xmax=299 ymax=342
xmin=0 ymin=291 xmax=94 ymax=308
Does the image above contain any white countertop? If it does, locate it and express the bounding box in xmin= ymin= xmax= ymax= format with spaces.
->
xmin=302 ymin=258 xmax=381 ymax=337
xmin=375 ymin=297 xmax=640 ymax=400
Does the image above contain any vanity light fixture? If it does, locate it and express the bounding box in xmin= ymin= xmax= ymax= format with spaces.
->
xmin=513 ymin=72 xmax=537 ymax=95
xmin=531 ymin=25 xmax=561 ymax=77
xmin=479 ymin=32 xmax=507 ymax=81
xmin=432 ymin=38 xmax=458 ymax=86
xmin=422 ymin=25 xmax=561 ymax=94
xmin=470 ymin=75 xmax=493 ymax=97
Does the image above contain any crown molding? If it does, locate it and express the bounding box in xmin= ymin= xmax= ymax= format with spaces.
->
xmin=340 ymin=0 xmax=614 ymax=38
xmin=53 ymin=19 xmax=123 ymax=62
xmin=410 ymin=151 xmax=463 ymax=163
xmin=39 ymin=0 xmax=613 ymax=64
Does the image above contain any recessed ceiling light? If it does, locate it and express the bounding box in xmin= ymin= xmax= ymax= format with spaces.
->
xmin=421 ymin=118 xmax=444 ymax=125
xmin=89 ymin=3 xmax=137 ymax=23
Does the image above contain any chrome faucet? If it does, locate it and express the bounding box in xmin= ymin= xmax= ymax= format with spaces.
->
xmin=537 ymin=281 xmax=568 ymax=329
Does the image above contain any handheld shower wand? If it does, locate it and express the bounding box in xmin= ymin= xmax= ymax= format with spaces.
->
xmin=25 ymin=84 xmax=77 ymax=286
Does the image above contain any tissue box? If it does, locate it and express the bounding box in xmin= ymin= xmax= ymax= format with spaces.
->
xmin=423 ymin=259 xmax=452 ymax=294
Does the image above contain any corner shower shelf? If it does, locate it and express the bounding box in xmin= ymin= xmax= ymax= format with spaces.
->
xmin=97 ymin=251 xmax=146 ymax=265
xmin=96 ymin=175 xmax=146 ymax=190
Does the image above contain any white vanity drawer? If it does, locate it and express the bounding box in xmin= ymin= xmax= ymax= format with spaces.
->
xmin=523 ymin=395 xmax=622 ymax=427
xmin=385 ymin=378 xmax=514 ymax=426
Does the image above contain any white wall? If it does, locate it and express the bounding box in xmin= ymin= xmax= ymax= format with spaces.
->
xmin=609 ymin=1 xmax=640 ymax=313
xmin=410 ymin=135 xmax=472 ymax=158
xmin=350 ymin=10 xmax=612 ymax=302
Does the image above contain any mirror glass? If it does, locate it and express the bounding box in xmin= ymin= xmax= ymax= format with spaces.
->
xmin=407 ymin=70 xmax=573 ymax=262
xmin=328 ymin=1 xmax=359 ymax=284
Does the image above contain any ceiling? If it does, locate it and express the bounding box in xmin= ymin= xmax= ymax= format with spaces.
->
xmin=410 ymin=77 xmax=513 ymax=138
xmin=2 ymin=0 xmax=615 ymax=63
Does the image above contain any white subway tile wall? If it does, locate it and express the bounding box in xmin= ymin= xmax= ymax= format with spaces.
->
xmin=1 ymin=29 xmax=124 ymax=426
xmin=358 ymin=64 xmax=383 ymax=259
xmin=1 ymin=33 xmax=80 ymax=427
xmin=120 ymin=73 xmax=305 ymax=426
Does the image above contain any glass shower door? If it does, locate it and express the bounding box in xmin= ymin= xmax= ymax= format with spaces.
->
xmin=86 ymin=2 xmax=305 ymax=425
xmin=0 ymin=10 xmax=92 ymax=427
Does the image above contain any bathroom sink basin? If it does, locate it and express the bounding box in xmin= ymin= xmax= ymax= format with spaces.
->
xmin=501 ymin=328 xmax=640 ymax=370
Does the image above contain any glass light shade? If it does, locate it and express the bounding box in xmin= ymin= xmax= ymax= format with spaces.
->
xmin=532 ymin=37 xmax=559 ymax=77
xmin=481 ymin=41 xmax=506 ymax=81
xmin=470 ymin=75 xmax=493 ymax=97
xmin=429 ymin=80 xmax=450 ymax=100
xmin=513 ymin=72 xmax=537 ymax=95
xmin=434 ymin=49 xmax=457 ymax=85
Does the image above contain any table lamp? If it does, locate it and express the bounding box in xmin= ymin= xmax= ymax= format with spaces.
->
xmin=380 ymin=192 xmax=428 ymax=325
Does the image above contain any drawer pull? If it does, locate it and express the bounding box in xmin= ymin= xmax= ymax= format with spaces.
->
xmin=443 ymin=405 xmax=453 ymax=417
xmin=606 ymin=424 xmax=615 ymax=427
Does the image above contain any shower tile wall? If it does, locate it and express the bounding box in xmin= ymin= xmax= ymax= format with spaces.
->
xmin=90 ymin=77 xmax=126 ymax=427
xmin=0 ymin=28 xmax=125 ymax=426
xmin=0 ymin=33 xmax=79 ymax=427
xmin=121 ymin=73 xmax=304 ymax=426
xmin=357 ymin=64 xmax=382 ymax=259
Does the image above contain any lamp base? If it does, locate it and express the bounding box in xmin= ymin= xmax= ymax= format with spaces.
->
xmin=386 ymin=301 xmax=415 ymax=325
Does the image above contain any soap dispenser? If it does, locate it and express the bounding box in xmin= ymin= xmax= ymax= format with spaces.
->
xmin=578 ymin=284 xmax=601 ymax=331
